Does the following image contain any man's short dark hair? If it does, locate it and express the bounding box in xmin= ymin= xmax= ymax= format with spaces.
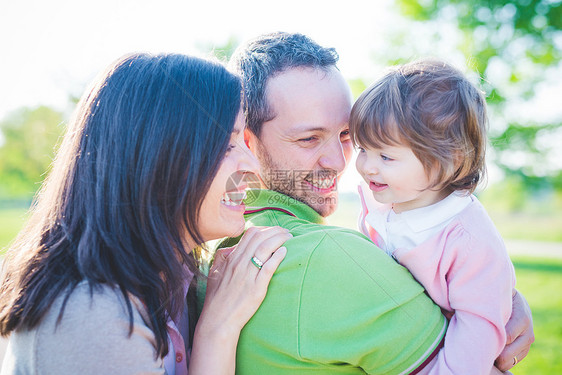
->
xmin=229 ymin=32 xmax=339 ymax=137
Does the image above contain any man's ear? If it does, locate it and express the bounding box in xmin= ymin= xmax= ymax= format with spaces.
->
xmin=244 ymin=128 xmax=254 ymax=150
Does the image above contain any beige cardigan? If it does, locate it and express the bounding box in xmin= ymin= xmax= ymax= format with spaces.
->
xmin=0 ymin=282 xmax=166 ymax=374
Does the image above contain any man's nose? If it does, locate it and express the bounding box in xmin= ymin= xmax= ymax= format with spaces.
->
xmin=318 ymin=138 xmax=347 ymax=173
xmin=240 ymin=145 xmax=260 ymax=174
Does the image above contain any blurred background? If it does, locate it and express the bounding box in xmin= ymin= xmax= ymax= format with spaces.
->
xmin=0 ymin=0 xmax=561 ymax=373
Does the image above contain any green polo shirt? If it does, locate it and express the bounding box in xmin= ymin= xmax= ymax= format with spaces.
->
xmin=221 ymin=189 xmax=446 ymax=375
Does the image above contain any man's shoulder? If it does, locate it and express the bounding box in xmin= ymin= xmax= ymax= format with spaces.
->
xmin=290 ymin=224 xmax=378 ymax=254
xmin=280 ymin=222 xmax=419 ymax=292
xmin=290 ymin=220 xmax=369 ymax=239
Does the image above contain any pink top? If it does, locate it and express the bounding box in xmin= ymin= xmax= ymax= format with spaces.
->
xmin=163 ymin=270 xmax=193 ymax=375
xmin=165 ymin=311 xmax=189 ymax=375
xmin=358 ymin=184 xmax=516 ymax=374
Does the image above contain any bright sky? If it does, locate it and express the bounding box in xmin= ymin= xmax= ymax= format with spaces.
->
xmin=0 ymin=0 xmax=397 ymax=116
xmin=1 ymin=0 xmax=561 ymax=191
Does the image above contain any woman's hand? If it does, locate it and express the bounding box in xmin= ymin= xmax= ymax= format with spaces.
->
xmin=201 ymin=226 xmax=290 ymax=333
xmin=190 ymin=226 xmax=291 ymax=374
xmin=495 ymin=289 xmax=535 ymax=372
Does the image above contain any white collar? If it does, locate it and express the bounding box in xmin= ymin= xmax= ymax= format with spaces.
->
xmin=389 ymin=192 xmax=473 ymax=233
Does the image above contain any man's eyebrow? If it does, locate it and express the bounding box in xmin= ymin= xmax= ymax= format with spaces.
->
xmin=288 ymin=126 xmax=329 ymax=135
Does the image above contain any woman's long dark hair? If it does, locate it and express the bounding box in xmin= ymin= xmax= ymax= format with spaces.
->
xmin=0 ymin=53 xmax=241 ymax=357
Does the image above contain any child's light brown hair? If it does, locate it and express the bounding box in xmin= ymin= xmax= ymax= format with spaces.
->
xmin=350 ymin=59 xmax=488 ymax=194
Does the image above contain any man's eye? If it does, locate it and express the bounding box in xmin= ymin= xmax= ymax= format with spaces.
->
xmin=299 ymin=137 xmax=316 ymax=142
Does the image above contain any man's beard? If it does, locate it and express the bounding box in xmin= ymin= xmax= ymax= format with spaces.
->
xmin=255 ymin=143 xmax=338 ymax=217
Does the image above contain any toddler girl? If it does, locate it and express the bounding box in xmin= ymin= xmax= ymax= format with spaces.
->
xmin=350 ymin=59 xmax=516 ymax=374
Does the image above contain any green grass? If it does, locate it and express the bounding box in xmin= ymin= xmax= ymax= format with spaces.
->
xmin=487 ymin=212 xmax=562 ymax=242
xmin=508 ymin=256 xmax=562 ymax=374
xmin=0 ymin=207 xmax=29 ymax=254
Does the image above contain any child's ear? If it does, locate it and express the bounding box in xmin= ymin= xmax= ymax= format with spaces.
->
xmin=427 ymin=159 xmax=449 ymax=191
xmin=439 ymin=151 xmax=466 ymax=188
xmin=452 ymin=150 xmax=466 ymax=174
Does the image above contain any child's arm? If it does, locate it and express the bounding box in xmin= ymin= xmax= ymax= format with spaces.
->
xmin=394 ymin=223 xmax=515 ymax=374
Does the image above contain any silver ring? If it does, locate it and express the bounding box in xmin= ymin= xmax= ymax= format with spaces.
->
xmin=251 ymin=256 xmax=264 ymax=270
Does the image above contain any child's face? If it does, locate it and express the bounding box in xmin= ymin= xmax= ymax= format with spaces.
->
xmin=355 ymin=143 xmax=446 ymax=213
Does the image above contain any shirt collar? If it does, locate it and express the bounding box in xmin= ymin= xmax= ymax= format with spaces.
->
xmin=393 ymin=192 xmax=473 ymax=233
xmin=244 ymin=189 xmax=325 ymax=225
xmin=181 ymin=265 xmax=194 ymax=299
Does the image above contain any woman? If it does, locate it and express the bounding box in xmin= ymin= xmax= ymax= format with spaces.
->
xmin=0 ymin=53 xmax=291 ymax=374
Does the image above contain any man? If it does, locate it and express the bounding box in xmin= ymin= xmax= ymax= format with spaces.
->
xmin=224 ymin=32 xmax=533 ymax=374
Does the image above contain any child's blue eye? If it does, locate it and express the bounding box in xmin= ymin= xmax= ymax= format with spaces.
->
xmin=358 ymin=147 xmax=365 ymax=153
xmin=381 ymin=154 xmax=392 ymax=161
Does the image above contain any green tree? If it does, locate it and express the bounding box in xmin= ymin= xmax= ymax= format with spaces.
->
xmin=376 ymin=0 xmax=562 ymax=202
xmin=198 ymin=36 xmax=240 ymax=63
xmin=0 ymin=106 xmax=66 ymax=199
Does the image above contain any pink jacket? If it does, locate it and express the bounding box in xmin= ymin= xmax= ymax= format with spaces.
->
xmin=163 ymin=269 xmax=193 ymax=375
xmin=358 ymin=186 xmax=516 ymax=374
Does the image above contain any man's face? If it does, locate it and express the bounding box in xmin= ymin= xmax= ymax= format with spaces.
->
xmin=246 ymin=67 xmax=353 ymax=217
